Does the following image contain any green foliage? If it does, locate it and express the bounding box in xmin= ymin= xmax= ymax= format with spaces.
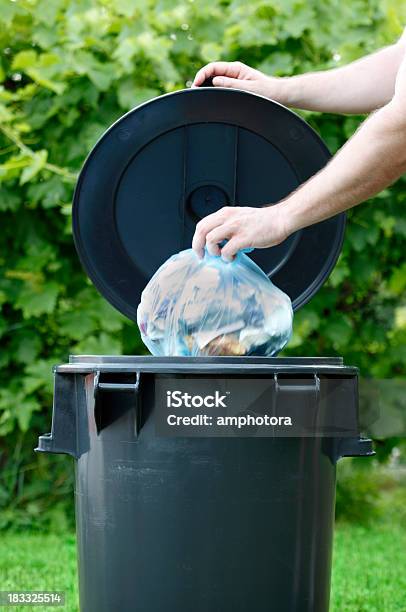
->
xmin=0 ymin=0 xmax=405 ymax=527
xmin=336 ymin=447 xmax=406 ymax=525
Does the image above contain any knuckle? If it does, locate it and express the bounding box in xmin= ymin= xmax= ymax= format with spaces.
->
xmin=207 ymin=229 xmax=222 ymax=243
xmin=196 ymin=217 xmax=207 ymax=230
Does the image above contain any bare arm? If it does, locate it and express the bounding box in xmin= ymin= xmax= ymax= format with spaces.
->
xmin=282 ymin=36 xmax=405 ymax=113
xmin=193 ymin=29 xmax=406 ymax=114
xmin=282 ymin=42 xmax=406 ymax=229
xmin=192 ymin=44 xmax=406 ymax=261
xmin=281 ymin=99 xmax=406 ymax=236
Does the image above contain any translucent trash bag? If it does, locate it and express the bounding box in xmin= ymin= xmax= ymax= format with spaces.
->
xmin=137 ymin=248 xmax=293 ymax=357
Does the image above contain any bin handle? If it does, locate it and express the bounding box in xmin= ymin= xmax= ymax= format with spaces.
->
xmin=93 ymin=371 xmax=140 ymax=397
xmin=93 ymin=371 xmax=141 ymax=436
xmin=333 ymin=437 xmax=375 ymax=463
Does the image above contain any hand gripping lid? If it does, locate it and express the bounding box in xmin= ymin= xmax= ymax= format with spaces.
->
xmin=73 ymin=88 xmax=344 ymax=321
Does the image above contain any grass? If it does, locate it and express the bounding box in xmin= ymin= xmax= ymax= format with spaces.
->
xmin=0 ymin=533 xmax=78 ymax=612
xmin=0 ymin=525 xmax=405 ymax=611
xmin=331 ymin=524 xmax=406 ymax=611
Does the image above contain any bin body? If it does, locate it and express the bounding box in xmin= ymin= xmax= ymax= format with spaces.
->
xmin=37 ymin=356 xmax=372 ymax=612
xmin=75 ymin=430 xmax=336 ymax=612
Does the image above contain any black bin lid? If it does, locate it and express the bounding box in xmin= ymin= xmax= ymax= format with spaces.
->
xmin=73 ymin=88 xmax=344 ymax=320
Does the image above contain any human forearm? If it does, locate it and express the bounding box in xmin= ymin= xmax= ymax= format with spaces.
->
xmin=275 ymin=35 xmax=405 ymax=113
xmin=278 ymin=101 xmax=406 ymax=234
xmin=193 ymin=30 xmax=405 ymax=114
xmin=192 ymin=100 xmax=406 ymax=261
xmin=192 ymin=42 xmax=406 ymax=262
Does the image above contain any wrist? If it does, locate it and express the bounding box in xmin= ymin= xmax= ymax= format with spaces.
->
xmin=281 ymin=75 xmax=305 ymax=108
xmin=262 ymin=75 xmax=292 ymax=107
xmin=263 ymin=75 xmax=303 ymax=108
xmin=271 ymin=198 xmax=302 ymax=239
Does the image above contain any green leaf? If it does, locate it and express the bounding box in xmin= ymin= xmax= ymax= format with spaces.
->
xmin=20 ymin=150 xmax=48 ymax=185
xmin=351 ymin=255 xmax=377 ymax=284
xmin=117 ymin=80 xmax=159 ymax=110
xmin=73 ymin=51 xmax=115 ymax=91
xmin=0 ymin=155 xmax=32 ymax=182
xmin=395 ymin=307 xmax=406 ymax=330
xmin=27 ymin=176 xmax=70 ymax=208
xmin=0 ymin=102 xmax=13 ymax=122
xmin=200 ymin=42 xmax=223 ymax=63
xmin=34 ymin=0 xmax=64 ymax=26
xmin=392 ymin=217 xmax=406 ymax=238
xmin=32 ymin=24 xmax=59 ymax=48
xmin=289 ymin=310 xmax=320 ymax=348
xmin=74 ymin=332 xmax=122 ymax=355
xmin=0 ymin=0 xmax=26 ymax=25
xmin=113 ymin=0 xmax=139 ymax=18
xmin=16 ymin=281 xmax=59 ymax=318
xmin=16 ymin=397 xmax=41 ymax=432
xmin=13 ymin=51 xmax=66 ymax=94
xmin=347 ymin=221 xmax=380 ymax=252
xmin=275 ymin=2 xmax=316 ymax=39
xmin=324 ymin=317 xmax=353 ymax=348
xmin=388 ymin=263 xmax=406 ymax=296
xmin=72 ymin=288 xmax=125 ymax=332
xmin=328 ymin=259 xmax=350 ymax=288
xmin=257 ymin=53 xmax=295 ymax=76
xmin=12 ymin=50 xmax=38 ymax=71
xmin=0 ymin=387 xmax=41 ymax=432
xmin=12 ymin=332 xmax=42 ymax=365
xmin=0 ymin=187 xmax=21 ymax=211
xmin=58 ymin=312 xmax=97 ymax=340
xmin=24 ymin=359 xmax=55 ymax=395
xmin=113 ymin=36 xmax=140 ymax=73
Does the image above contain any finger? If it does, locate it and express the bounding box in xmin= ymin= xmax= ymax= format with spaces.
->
xmin=192 ymin=63 xmax=218 ymax=87
xmin=192 ymin=61 xmax=243 ymax=87
xmin=192 ymin=209 xmax=230 ymax=257
xmin=206 ymin=225 xmax=234 ymax=256
xmin=221 ymin=236 xmax=247 ymax=262
xmin=212 ymin=76 xmax=252 ymax=90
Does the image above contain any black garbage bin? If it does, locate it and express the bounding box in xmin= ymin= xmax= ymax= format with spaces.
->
xmin=36 ymin=88 xmax=373 ymax=612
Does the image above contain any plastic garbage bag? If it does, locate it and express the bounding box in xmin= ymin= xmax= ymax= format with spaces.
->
xmin=137 ymin=248 xmax=293 ymax=357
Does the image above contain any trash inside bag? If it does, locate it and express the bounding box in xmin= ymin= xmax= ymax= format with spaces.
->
xmin=137 ymin=249 xmax=293 ymax=357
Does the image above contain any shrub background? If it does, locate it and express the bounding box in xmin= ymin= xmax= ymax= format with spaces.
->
xmin=0 ymin=0 xmax=405 ymax=529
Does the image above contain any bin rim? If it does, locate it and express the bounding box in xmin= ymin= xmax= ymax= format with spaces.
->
xmin=54 ymin=355 xmax=358 ymax=376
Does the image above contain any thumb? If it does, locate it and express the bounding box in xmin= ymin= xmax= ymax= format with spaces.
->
xmin=212 ymin=76 xmax=252 ymax=90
